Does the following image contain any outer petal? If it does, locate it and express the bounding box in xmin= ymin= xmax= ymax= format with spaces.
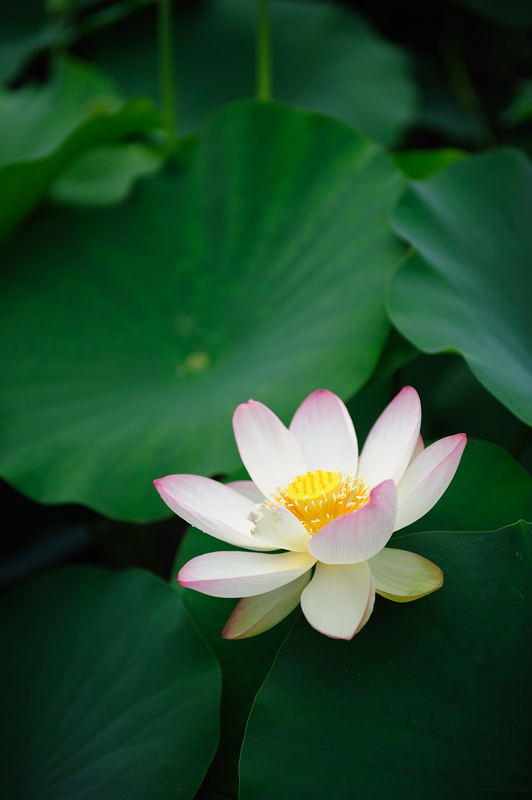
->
xmin=233 ymin=400 xmax=307 ymax=497
xmin=308 ymin=480 xmax=397 ymax=564
xmin=227 ymin=480 xmax=265 ymax=503
xmin=153 ymin=474 xmax=275 ymax=550
xmin=411 ymin=434 xmax=424 ymax=462
xmin=394 ymin=433 xmax=467 ymax=531
xmin=358 ymin=386 xmax=421 ymax=487
xmin=222 ymin=572 xmax=311 ymax=639
xmin=249 ymin=503 xmax=310 ymax=552
xmin=178 ymin=550 xmax=316 ymax=598
xmin=289 ymin=389 xmax=358 ymax=473
xmin=300 ymin=561 xmax=374 ymax=640
xmin=369 ymin=547 xmax=443 ymax=602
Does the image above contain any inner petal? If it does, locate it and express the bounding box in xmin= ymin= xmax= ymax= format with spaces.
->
xmin=278 ymin=469 xmax=370 ymax=535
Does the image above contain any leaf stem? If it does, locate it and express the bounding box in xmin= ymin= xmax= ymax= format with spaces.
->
xmin=256 ymin=0 xmax=272 ymax=101
xmin=158 ymin=0 xmax=178 ymax=139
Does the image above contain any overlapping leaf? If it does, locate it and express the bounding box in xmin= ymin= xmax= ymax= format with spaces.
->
xmin=239 ymin=520 xmax=532 ymax=799
xmin=0 ymin=100 xmax=404 ymax=521
xmin=390 ymin=150 xmax=532 ymax=425
xmin=49 ymin=142 xmax=163 ymax=207
xmin=0 ymin=567 xmax=221 ymax=800
xmin=0 ymin=56 xmax=163 ymax=240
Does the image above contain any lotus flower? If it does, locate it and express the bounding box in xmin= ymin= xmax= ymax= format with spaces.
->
xmin=154 ymin=388 xmax=466 ymax=640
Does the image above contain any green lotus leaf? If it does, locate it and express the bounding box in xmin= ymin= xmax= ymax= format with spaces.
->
xmin=0 ymin=55 xmax=163 ymax=241
xmin=0 ymin=100 xmax=404 ymax=521
xmin=390 ymin=150 xmax=532 ymax=425
xmin=49 ymin=142 xmax=163 ymax=207
xmin=87 ymin=0 xmax=418 ymax=146
xmin=0 ymin=566 xmax=221 ymax=800
xmin=240 ymin=520 xmax=532 ymax=799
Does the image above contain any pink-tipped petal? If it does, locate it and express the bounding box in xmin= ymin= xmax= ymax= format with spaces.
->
xmin=358 ymin=386 xmax=421 ymax=487
xmin=233 ymin=400 xmax=307 ymax=498
xmin=227 ymin=480 xmax=265 ymax=503
xmin=154 ymin=474 xmax=274 ymax=550
xmin=300 ymin=561 xmax=374 ymax=640
xmin=394 ymin=433 xmax=467 ymax=531
xmin=250 ymin=503 xmax=310 ymax=552
xmin=222 ymin=572 xmax=311 ymax=639
xmin=289 ymin=389 xmax=358 ymax=474
xmin=307 ymin=480 xmax=397 ymax=564
xmin=369 ymin=547 xmax=443 ymax=602
xmin=178 ymin=550 xmax=315 ymax=598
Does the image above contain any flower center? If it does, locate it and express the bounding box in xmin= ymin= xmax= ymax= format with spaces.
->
xmin=278 ymin=469 xmax=370 ymax=535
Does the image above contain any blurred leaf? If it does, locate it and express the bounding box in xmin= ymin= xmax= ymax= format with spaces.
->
xmin=173 ymin=529 xmax=295 ymax=799
xmin=0 ymin=566 xmax=221 ymax=800
xmin=0 ymin=0 xmax=148 ymax=83
xmin=87 ymin=0 xmax=418 ymax=146
xmin=414 ymin=59 xmax=486 ymax=147
xmin=49 ymin=141 xmax=163 ymax=206
xmin=393 ymin=147 xmax=466 ymax=179
xmin=503 ymin=79 xmax=532 ymax=126
xmin=456 ymin=0 xmax=532 ymax=26
xmin=0 ymin=55 xmax=163 ymax=240
xmin=390 ymin=150 xmax=532 ymax=425
xmin=0 ymin=0 xmax=54 ymax=83
xmin=0 ymin=100 xmax=404 ymax=521
xmin=239 ymin=521 xmax=532 ymax=799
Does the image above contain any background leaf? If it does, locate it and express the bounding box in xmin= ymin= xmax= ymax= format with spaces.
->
xmin=0 ymin=566 xmax=221 ymax=800
xmin=85 ymin=0 xmax=418 ymax=146
xmin=240 ymin=521 xmax=532 ymax=799
xmin=0 ymin=55 xmax=163 ymax=240
xmin=0 ymin=100 xmax=404 ymax=521
xmin=390 ymin=149 xmax=532 ymax=425
xmin=393 ymin=147 xmax=466 ymax=179
xmin=49 ymin=142 xmax=163 ymax=207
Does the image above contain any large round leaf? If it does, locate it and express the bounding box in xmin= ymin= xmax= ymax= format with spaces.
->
xmin=0 ymin=567 xmax=221 ymax=799
xmin=390 ymin=150 xmax=532 ymax=425
xmin=87 ymin=0 xmax=418 ymax=146
xmin=0 ymin=100 xmax=404 ymax=521
xmin=240 ymin=521 xmax=532 ymax=799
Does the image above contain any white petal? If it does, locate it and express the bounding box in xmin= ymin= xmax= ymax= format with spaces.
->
xmin=289 ymin=389 xmax=358 ymax=473
xmin=233 ymin=400 xmax=307 ymax=497
xmin=395 ymin=433 xmax=467 ymax=531
xmin=369 ymin=547 xmax=443 ymax=602
xmin=178 ymin=550 xmax=315 ymax=598
xmin=358 ymin=386 xmax=421 ymax=487
xmin=154 ymin=474 xmax=275 ymax=550
xmin=227 ymin=480 xmax=265 ymax=503
xmin=300 ymin=561 xmax=374 ymax=640
xmin=411 ymin=434 xmax=424 ymax=462
xmin=308 ymin=480 xmax=397 ymax=564
xmin=222 ymin=572 xmax=311 ymax=639
xmin=250 ymin=503 xmax=310 ymax=552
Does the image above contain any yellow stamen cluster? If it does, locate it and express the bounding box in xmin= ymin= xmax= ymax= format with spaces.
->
xmin=278 ymin=469 xmax=370 ymax=536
